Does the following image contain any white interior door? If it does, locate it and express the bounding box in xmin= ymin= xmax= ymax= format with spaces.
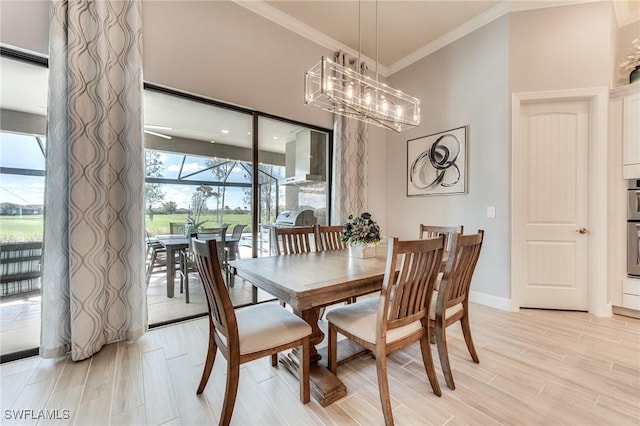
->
xmin=514 ymin=99 xmax=589 ymax=310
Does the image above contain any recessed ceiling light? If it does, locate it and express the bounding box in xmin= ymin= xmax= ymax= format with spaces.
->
xmin=273 ymin=136 xmax=278 ymax=140
xmin=221 ymin=129 xmax=230 ymax=134
xmin=144 ymin=130 xmax=172 ymax=140
xmin=210 ymin=140 xmax=216 ymax=144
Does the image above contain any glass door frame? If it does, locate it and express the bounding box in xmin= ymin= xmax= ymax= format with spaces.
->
xmin=144 ymin=83 xmax=334 ymax=263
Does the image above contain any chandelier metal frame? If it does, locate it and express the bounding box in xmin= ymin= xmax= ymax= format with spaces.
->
xmin=304 ymin=0 xmax=421 ymax=132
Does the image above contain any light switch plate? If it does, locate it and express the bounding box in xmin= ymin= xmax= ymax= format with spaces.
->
xmin=487 ymin=206 xmax=496 ymax=218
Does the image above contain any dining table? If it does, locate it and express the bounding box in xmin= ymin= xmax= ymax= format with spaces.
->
xmin=230 ymin=247 xmax=391 ymax=407
xmin=156 ymin=232 xmax=236 ymax=297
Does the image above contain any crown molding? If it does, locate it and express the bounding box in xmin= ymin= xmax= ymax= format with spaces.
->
xmin=233 ymin=0 xmax=390 ymax=76
xmin=612 ymin=0 xmax=640 ymax=27
xmin=235 ymin=0 xmax=617 ymax=77
xmin=387 ymin=1 xmax=510 ymax=75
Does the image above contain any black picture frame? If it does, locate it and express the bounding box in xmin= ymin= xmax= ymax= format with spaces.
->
xmin=407 ymin=125 xmax=468 ymax=196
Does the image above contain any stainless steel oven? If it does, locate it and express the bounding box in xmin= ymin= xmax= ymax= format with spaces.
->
xmin=629 ymin=179 xmax=640 ymax=277
xmin=629 ymin=179 xmax=640 ymax=222
xmin=629 ymin=223 xmax=640 ymax=277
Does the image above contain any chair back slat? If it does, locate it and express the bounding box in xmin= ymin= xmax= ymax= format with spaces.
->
xmin=274 ymin=226 xmax=315 ymax=255
xmin=381 ymin=237 xmax=444 ymax=333
xmin=230 ymin=224 xmax=247 ymax=240
xmin=316 ymin=225 xmax=346 ymax=251
xmin=418 ymin=225 xmax=463 ymax=252
xmin=440 ymin=231 xmax=484 ymax=309
xmin=191 ymin=238 xmax=238 ymax=350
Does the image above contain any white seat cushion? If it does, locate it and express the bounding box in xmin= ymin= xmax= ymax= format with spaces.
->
xmin=326 ymin=298 xmax=422 ymax=345
xmin=217 ymin=303 xmax=311 ymax=355
xmin=429 ymin=290 xmax=463 ymax=320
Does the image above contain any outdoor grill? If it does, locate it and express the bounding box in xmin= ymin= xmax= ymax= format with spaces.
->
xmin=259 ymin=210 xmax=318 ymax=255
xmin=274 ymin=210 xmax=317 ymax=227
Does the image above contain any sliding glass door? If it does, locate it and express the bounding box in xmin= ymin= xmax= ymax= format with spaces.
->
xmin=143 ymin=86 xmax=333 ymax=326
xmin=0 ymin=53 xmax=48 ymax=360
xmin=143 ymin=88 xmax=255 ymax=324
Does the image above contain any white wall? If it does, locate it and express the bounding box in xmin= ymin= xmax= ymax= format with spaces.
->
xmin=0 ymin=1 xmax=49 ymax=55
xmin=386 ymin=17 xmax=510 ymax=300
xmin=510 ymin=2 xmax=613 ymax=93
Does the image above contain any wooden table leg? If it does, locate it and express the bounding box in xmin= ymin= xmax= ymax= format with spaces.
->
xmin=279 ymin=306 xmax=347 ymax=407
xmin=166 ymin=247 xmax=176 ymax=298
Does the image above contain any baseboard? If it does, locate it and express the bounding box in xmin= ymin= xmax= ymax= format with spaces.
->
xmin=469 ymin=290 xmax=517 ymax=312
xmin=612 ymin=305 xmax=640 ymax=319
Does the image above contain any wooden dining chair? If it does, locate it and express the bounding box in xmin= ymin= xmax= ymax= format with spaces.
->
xmin=316 ymin=225 xmax=346 ymax=251
xmin=272 ymin=226 xmax=317 ymax=307
xmin=191 ymin=238 xmax=312 ymax=425
xmin=179 ymin=232 xmax=200 ymax=303
xmin=418 ymin=224 xmax=463 ymax=253
xmin=273 ymin=226 xmax=317 ymax=255
xmin=315 ymin=225 xmax=354 ymax=308
xmin=430 ymin=230 xmax=484 ymax=390
xmin=327 ymin=236 xmax=445 ymax=426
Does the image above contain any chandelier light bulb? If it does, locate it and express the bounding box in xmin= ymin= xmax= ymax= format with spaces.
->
xmin=304 ymin=57 xmax=420 ymax=132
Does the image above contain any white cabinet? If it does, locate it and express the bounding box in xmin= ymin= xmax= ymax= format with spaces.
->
xmin=611 ymin=82 xmax=640 ymax=179
xmin=623 ymin=92 xmax=640 ymax=178
xmin=622 ymin=278 xmax=640 ymax=310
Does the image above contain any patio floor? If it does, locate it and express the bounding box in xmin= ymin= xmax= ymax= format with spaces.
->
xmin=0 ymin=245 xmax=275 ymax=357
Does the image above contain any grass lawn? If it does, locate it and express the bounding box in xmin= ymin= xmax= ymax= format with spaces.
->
xmin=0 ymin=213 xmax=252 ymax=243
xmin=0 ymin=215 xmax=44 ymax=243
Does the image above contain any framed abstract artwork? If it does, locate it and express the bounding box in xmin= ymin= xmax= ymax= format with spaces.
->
xmin=407 ymin=126 xmax=467 ymax=196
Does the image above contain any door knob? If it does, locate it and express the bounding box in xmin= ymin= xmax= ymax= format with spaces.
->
xmin=577 ymin=228 xmax=588 ymax=234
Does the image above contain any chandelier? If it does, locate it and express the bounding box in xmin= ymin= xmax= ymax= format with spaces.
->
xmin=304 ymin=1 xmax=420 ymax=132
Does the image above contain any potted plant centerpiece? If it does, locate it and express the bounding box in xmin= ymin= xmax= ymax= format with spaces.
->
xmin=341 ymin=212 xmax=382 ymax=258
xmin=184 ymin=215 xmax=208 ymax=237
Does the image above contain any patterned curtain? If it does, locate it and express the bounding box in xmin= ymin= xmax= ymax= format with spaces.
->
xmin=41 ymin=0 xmax=146 ymax=361
xmin=331 ymin=51 xmax=369 ymax=225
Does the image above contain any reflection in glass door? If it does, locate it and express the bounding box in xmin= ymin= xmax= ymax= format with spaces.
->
xmin=257 ymin=116 xmax=330 ymax=256
xmin=143 ymin=88 xmax=256 ymax=324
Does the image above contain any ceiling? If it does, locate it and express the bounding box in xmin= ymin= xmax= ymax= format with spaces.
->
xmin=265 ymin=0 xmax=501 ymax=69
xmin=242 ymin=0 xmax=640 ymax=75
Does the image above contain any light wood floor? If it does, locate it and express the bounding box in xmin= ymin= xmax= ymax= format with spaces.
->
xmin=0 ymin=248 xmax=273 ymax=355
xmin=1 ymin=303 xmax=639 ymax=425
